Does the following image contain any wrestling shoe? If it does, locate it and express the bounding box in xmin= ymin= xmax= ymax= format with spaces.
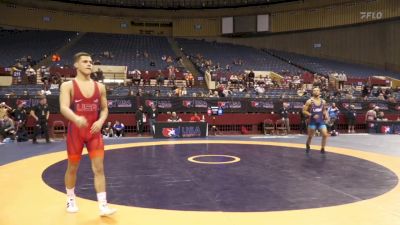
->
xmin=66 ymin=197 xmax=79 ymax=213
xmin=99 ymin=204 xmax=117 ymax=217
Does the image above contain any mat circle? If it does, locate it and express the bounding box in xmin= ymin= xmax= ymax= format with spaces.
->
xmin=187 ymin=154 xmax=241 ymax=164
xmin=41 ymin=143 xmax=398 ymax=212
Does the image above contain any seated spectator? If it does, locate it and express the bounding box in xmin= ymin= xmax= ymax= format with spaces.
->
xmin=51 ymin=54 xmax=61 ymax=62
xmin=90 ymin=71 xmax=98 ymax=81
xmin=93 ymin=59 xmax=102 ymax=65
xmin=255 ymin=85 xmax=265 ymax=95
xmin=264 ymin=75 xmax=273 ymax=87
xmin=131 ymin=69 xmax=141 ymax=85
xmin=229 ymin=74 xmax=239 ymax=84
xmin=41 ymin=67 xmax=50 ymax=83
xmin=237 ymin=74 xmax=245 ymax=85
xmin=50 ymin=78 xmax=61 ymax=90
xmin=190 ymin=112 xmax=202 ymax=122
xmin=313 ymin=75 xmax=322 ymax=88
xmin=297 ymin=88 xmax=307 ymax=97
xmin=151 ymin=89 xmax=159 ymax=97
xmin=96 ymin=68 xmax=104 ymax=82
xmin=0 ymin=102 xmax=12 ymax=118
xmin=376 ymin=111 xmax=387 ymax=121
xmin=127 ymin=89 xmax=135 ymax=96
xmin=219 ymin=75 xmax=227 ymax=84
xmin=25 ymin=65 xmax=36 ymax=84
xmin=247 ymin=70 xmax=255 ymax=86
xmin=40 ymin=89 xmax=52 ymax=96
xmin=142 ymin=71 xmax=150 ymax=85
xmin=344 ymin=89 xmax=354 ymax=99
xmin=222 ymin=88 xmax=231 ymax=97
xmin=185 ymin=72 xmax=194 ymax=87
xmin=211 ymin=90 xmax=219 ymax=98
xmin=339 ymin=73 xmax=347 ymax=90
xmin=176 ymin=56 xmax=183 ymax=64
xmin=156 ymin=71 xmax=165 ymax=86
xmin=387 ymin=95 xmax=397 ymax=103
xmin=168 ymin=112 xmax=182 ymax=122
xmin=113 ymin=120 xmax=125 ymax=137
xmin=166 ymin=56 xmax=173 ymax=63
xmin=102 ymin=121 xmax=114 ymax=138
xmin=292 ymin=75 xmax=301 ymax=88
xmin=362 ymin=85 xmax=370 ymax=100
xmin=11 ymin=100 xmax=27 ymax=137
xmin=238 ymin=85 xmax=247 ymax=93
xmin=0 ymin=115 xmax=16 ymax=143
xmin=136 ymin=88 xmax=143 ymax=96
xmin=377 ymin=93 xmax=385 ymax=101
xmin=174 ymin=87 xmax=182 ymax=97
xmin=181 ymin=87 xmax=187 ymax=96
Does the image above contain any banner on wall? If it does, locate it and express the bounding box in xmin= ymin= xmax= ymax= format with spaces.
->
xmin=1 ymin=96 xmax=398 ymax=114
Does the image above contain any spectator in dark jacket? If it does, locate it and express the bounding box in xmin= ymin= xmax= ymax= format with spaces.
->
xmin=279 ymin=102 xmax=290 ymax=133
xmin=345 ymin=105 xmax=356 ymax=133
xmin=147 ymin=105 xmax=158 ymax=135
xmin=135 ymin=106 xmax=145 ymax=136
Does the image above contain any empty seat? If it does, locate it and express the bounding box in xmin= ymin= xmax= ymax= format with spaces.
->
xmin=51 ymin=120 xmax=66 ymax=139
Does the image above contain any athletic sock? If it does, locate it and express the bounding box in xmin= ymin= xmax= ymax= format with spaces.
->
xmin=66 ymin=187 xmax=75 ymax=198
xmin=97 ymin=192 xmax=107 ymax=207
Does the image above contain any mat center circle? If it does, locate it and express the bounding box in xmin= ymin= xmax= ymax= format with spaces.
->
xmin=188 ymin=154 xmax=241 ymax=164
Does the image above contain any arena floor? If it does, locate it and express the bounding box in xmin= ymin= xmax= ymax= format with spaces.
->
xmin=1 ymin=134 xmax=400 ymax=225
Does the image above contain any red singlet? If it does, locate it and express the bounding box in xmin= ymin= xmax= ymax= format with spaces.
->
xmin=66 ymin=80 xmax=104 ymax=162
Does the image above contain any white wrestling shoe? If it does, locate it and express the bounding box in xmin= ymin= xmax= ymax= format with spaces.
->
xmin=66 ymin=197 xmax=79 ymax=213
xmin=99 ymin=204 xmax=117 ymax=217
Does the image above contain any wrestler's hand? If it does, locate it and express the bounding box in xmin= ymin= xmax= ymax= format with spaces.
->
xmin=313 ymin=114 xmax=320 ymax=120
xmin=90 ymin=120 xmax=103 ymax=134
xmin=74 ymin=116 xmax=88 ymax=128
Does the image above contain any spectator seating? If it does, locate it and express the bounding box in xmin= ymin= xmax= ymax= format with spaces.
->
xmin=267 ymin=49 xmax=399 ymax=78
xmin=59 ymin=33 xmax=180 ymax=71
xmin=0 ymin=29 xmax=75 ymax=67
xmin=176 ymin=38 xmax=304 ymax=75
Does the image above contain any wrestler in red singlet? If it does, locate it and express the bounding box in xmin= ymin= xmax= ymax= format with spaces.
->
xmin=60 ymin=52 xmax=116 ymax=216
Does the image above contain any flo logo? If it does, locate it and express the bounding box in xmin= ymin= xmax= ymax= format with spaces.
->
xmin=360 ymin=11 xmax=383 ymax=20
